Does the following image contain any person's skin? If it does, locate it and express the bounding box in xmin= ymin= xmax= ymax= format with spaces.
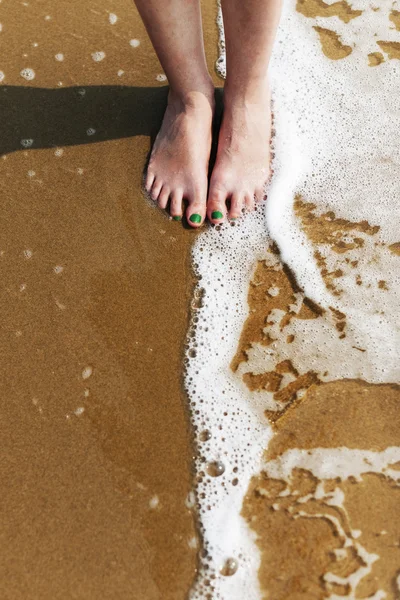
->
xmin=135 ymin=0 xmax=282 ymax=228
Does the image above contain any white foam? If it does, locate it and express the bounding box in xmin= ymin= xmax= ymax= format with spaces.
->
xmin=187 ymin=0 xmax=400 ymax=598
xmin=20 ymin=68 xmax=35 ymax=81
xmin=0 ymin=71 xmax=4 ymax=82
xmin=91 ymin=51 xmax=105 ymax=62
xmin=108 ymin=13 xmax=118 ymax=25
xmin=55 ymin=53 xmax=64 ymax=62
xmin=81 ymin=366 xmax=92 ymax=380
xmin=129 ymin=38 xmax=140 ymax=48
xmin=187 ymin=211 xmax=271 ymax=600
xmin=265 ymin=447 xmax=400 ymax=484
xmin=266 ymin=447 xmax=400 ymax=599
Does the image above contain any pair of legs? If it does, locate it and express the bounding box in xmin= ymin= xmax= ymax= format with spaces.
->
xmin=135 ymin=0 xmax=282 ymax=227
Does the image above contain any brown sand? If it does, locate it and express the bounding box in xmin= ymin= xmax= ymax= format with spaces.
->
xmin=313 ymin=27 xmax=353 ymax=60
xmin=390 ymin=10 xmax=400 ymax=31
xmin=233 ymin=240 xmax=399 ymax=595
xmin=233 ymin=254 xmax=400 ymax=597
xmin=0 ymin=1 xmax=221 ymax=599
xmin=298 ymin=0 xmax=400 ymax=63
xmin=242 ymin=381 xmax=400 ymax=599
xmin=296 ymin=0 xmax=362 ymax=24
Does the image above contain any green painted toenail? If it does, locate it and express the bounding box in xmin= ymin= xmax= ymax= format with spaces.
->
xmin=231 ymin=217 xmax=238 ymax=220
xmin=211 ymin=211 xmax=224 ymax=220
xmin=172 ymin=215 xmax=182 ymax=221
xmin=189 ymin=214 xmax=202 ymax=224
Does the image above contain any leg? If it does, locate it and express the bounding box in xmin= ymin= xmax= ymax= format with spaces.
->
xmin=207 ymin=0 xmax=282 ymax=223
xmin=134 ymin=0 xmax=215 ymax=227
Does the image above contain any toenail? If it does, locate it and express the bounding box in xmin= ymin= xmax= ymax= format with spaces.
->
xmin=211 ymin=211 xmax=224 ymax=220
xmin=189 ymin=214 xmax=202 ymax=224
xmin=230 ymin=217 xmax=238 ymax=220
xmin=172 ymin=215 xmax=182 ymax=221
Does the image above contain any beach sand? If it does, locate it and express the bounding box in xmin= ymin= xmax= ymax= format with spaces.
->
xmin=1 ymin=0 xmax=399 ymax=598
xmin=0 ymin=1 xmax=220 ymax=598
xmin=235 ymin=253 xmax=400 ymax=598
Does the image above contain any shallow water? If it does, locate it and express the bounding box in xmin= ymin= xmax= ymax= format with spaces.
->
xmin=187 ymin=0 xmax=400 ymax=597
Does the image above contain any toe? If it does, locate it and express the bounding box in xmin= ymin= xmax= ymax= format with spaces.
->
xmin=170 ymin=190 xmax=183 ymax=220
xmin=244 ymin=192 xmax=255 ymax=212
xmin=145 ymin=170 xmax=155 ymax=192
xmin=229 ymin=193 xmax=244 ymax=220
xmin=207 ymin=189 xmax=227 ymax=224
xmin=186 ymin=186 xmax=207 ymax=228
xmin=255 ymin=186 xmax=265 ymax=203
xmin=158 ymin=186 xmax=170 ymax=210
xmin=151 ymin=178 xmax=163 ymax=201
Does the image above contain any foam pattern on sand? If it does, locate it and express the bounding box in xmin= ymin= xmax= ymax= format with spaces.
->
xmin=187 ymin=0 xmax=400 ymax=598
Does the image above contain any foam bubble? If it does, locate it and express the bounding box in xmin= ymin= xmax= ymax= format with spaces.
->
xmin=129 ymin=38 xmax=140 ymax=48
xmin=82 ymin=366 xmax=92 ymax=380
xmin=0 ymin=71 xmax=5 ymax=82
xmin=108 ymin=13 xmax=118 ymax=24
xmin=55 ymin=53 xmax=64 ymax=61
xmin=20 ymin=68 xmax=35 ymax=81
xmin=91 ymin=51 xmax=105 ymax=62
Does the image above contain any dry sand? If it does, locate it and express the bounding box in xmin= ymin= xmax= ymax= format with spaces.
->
xmin=0 ymin=1 xmax=220 ymax=598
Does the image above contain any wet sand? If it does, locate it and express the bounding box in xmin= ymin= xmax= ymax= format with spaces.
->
xmin=0 ymin=1 xmax=221 ymax=598
xmin=233 ymin=246 xmax=399 ymax=596
xmin=2 ymin=0 xmax=399 ymax=598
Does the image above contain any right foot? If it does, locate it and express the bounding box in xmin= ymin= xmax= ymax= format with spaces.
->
xmin=145 ymin=86 xmax=215 ymax=228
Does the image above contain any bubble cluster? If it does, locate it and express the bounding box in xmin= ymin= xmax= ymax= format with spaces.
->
xmin=186 ymin=0 xmax=400 ymax=598
xmin=20 ymin=68 xmax=35 ymax=80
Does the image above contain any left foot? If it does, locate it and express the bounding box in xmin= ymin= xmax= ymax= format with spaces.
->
xmin=207 ymin=85 xmax=272 ymax=223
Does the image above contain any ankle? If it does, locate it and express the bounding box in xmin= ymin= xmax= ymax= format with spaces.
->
xmin=168 ymin=82 xmax=215 ymax=113
xmin=223 ymin=77 xmax=270 ymax=108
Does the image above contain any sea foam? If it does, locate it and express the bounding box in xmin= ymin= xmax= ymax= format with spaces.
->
xmin=186 ymin=0 xmax=400 ymax=598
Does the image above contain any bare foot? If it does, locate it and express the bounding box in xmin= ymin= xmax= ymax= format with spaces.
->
xmin=207 ymin=85 xmax=272 ymax=223
xmin=145 ymin=87 xmax=215 ymax=227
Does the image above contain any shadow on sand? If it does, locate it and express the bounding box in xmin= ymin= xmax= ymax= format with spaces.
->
xmin=0 ymin=84 xmax=223 ymax=160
